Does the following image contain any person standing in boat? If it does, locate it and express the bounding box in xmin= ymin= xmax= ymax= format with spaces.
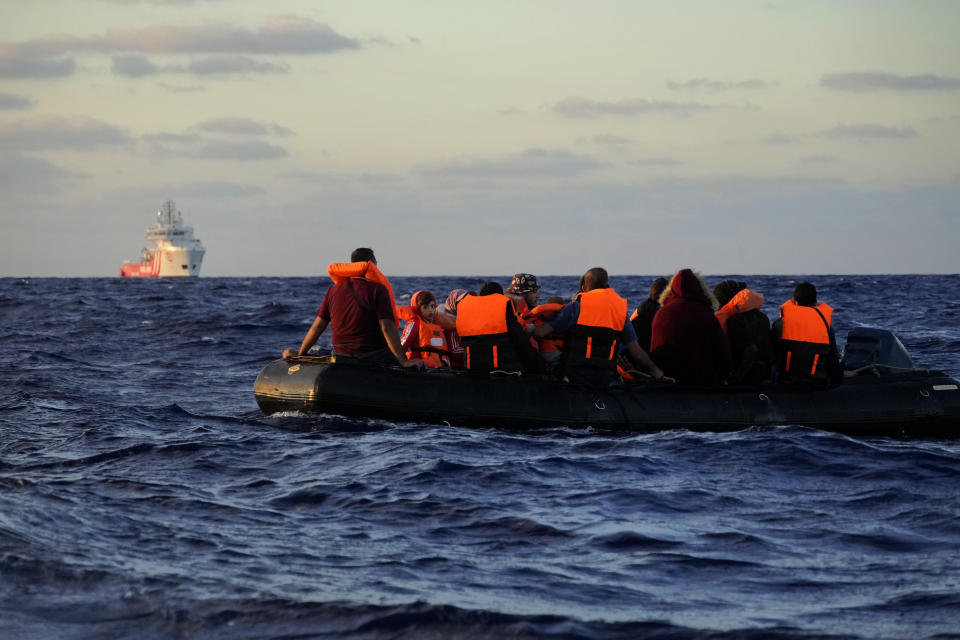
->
xmin=772 ymin=281 xmax=841 ymax=384
xmin=282 ymin=248 xmax=423 ymax=369
xmin=534 ymin=267 xmax=664 ymax=387
xmin=456 ymin=282 xmax=545 ymax=375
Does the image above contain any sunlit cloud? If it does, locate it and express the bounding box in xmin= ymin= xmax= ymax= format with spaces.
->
xmin=821 ymin=71 xmax=960 ymax=92
xmin=142 ymin=131 xmax=287 ymax=159
xmin=554 ymin=96 xmax=716 ymax=118
xmin=587 ymin=134 xmax=634 ymax=146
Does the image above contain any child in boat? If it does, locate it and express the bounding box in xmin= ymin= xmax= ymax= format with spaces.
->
xmin=399 ymin=290 xmax=451 ymax=368
xmin=524 ymin=295 xmax=567 ymax=369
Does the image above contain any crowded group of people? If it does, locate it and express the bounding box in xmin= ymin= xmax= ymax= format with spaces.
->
xmin=282 ymin=247 xmax=842 ymax=388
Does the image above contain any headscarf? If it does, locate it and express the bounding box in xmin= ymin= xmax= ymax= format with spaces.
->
xmin=444 ymin=289 xmax=470 ymax=315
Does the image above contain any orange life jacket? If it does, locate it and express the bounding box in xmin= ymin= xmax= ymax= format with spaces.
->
xmin=398 ymin=290 xmax=450 ymax=368
xmin=328 ymin=261 xmax=398 ymax=325
xmin=778 ymin=300 xmax=834 ymax=380
xmin=565 ymin=288 xmax=628 ymax=371
xmin=716 ymin=288 xmax=765 ymax=334
xmin=456 ymin=294 xmax=522 ymax=373
xmin=401 ymin=317 xmax=450 ymax=368
xmin=524 ymin=302 xmax=565 ymax=354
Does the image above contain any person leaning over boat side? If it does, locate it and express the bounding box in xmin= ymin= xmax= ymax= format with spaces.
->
xmin=649 ymin=268 xmax=732 ymax=385
xmin=772 ymin=281 xmax=841 ymax=384
xmin=398 ymin=290 xmax=451 ymax=368
xmin=282 ymin=248 xmax=423 ymax=369
xmin=534 ymin=267 xmax=664 ymax=387
xmin=713 ymin=279 xmax=775 ymax=385
xmin=630 ymin=276 xmax=668 ymax=352
xmin=456 ymin=282 xmax=545 ymax=375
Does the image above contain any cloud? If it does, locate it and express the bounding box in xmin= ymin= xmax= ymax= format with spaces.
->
xmin=0 ymin=91 xmax=33 ymax=110
xmin=0 ymin=55 xmax=75 ymax=78
xmin=760 ymin=131 xmax=796 ymax=145
xmin=111 ymin=53 xmax=159 ymax=77
xmin=419 ymin=148 xmax=607 ymax=181
xmin=588 ymin=134 xmax=633 ymax=145
xmin=667 ymin=77 xmax=775 ymax=92
xmin=3 ymin=15 xmax=359 ymax=57
xmin=111 ymin=53 xmax=288 ymax=76
xmin=0 ymin=116 xmax=131 ymax=150
xmin=817 ymin=124 xmax=919 ymax=141
xmin=193 ymin=139 xmax=287 ymax=159
xmin=800 ymin=155 xmax=842 ymax=164
xmin=628 ymin=157 xmax=682 ymax=166
xmin=187 ymin=55 xmax=288 ymax=75
xmin=821 ymin=71 xmax=960 ymax=92
xmin=194 ymin=117 xmax=292 ymax=136
xmin=142 ymin=131 xmax=287 ymax=159
xmin=554 ymin=96 xmax=715 ymax=118
xmin=0 ymin=153 xmax=72 ymax=194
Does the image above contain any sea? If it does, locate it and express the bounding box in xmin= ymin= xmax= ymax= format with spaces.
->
xmin=2 ymin=274 xmax=959 ymax=640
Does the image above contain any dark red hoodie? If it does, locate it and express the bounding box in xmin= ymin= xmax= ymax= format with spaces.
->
xmin=649 ymin=269 xmax=732 ymax=385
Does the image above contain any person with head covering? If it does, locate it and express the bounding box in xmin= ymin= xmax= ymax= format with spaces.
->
xmin=440 ymin=288 xmax=472 ymax=369
xmin=534 ymin=267 xmax=663 ymax=387
xmin=649 ymin=268 xmax=732 ymax=385
xmin=630 ymin=276 xmax=668 ymax=352
xmin=713 ymin=279 xmax=775 ymax=385
xmin=772 ymin=281 xmax=841 ymax=384
xmin=398 ymin=290 xmax=451 ymax=368
xmin=456 ymin=282 xmax=544 ymax=375
xmin=505 ymin=273 xmax=541 ymax=317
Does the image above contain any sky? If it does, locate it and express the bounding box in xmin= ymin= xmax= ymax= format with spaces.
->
xmin=1 ymin=0 xmax=958 ymax=277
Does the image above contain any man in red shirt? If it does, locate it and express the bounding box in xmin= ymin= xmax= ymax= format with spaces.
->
xmin=283 ymin=248 xmax=423 ymax=369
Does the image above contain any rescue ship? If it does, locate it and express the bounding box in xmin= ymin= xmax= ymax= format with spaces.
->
xmin=119 ymin=200 xmax=205 ymax=277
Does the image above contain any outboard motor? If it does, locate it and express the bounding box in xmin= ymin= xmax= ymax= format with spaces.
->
xmin=841 ymin=327 xmax=914 ymax=374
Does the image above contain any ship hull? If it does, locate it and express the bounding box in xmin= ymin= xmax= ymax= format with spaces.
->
xmin=120 ymin=246 xmax=204 ymax=277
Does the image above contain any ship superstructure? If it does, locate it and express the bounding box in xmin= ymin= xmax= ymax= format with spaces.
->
xmin=119 ymin=201 xmax=205 ymax=277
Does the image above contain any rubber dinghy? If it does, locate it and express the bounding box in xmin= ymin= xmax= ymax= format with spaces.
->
xmin=254 ymin=329 xmax=960 ymax=439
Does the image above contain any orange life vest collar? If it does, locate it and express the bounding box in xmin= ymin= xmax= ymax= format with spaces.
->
xmin=577 ymin=288 xmax=628 ymax=331
xmin=456 ymin=294 xmax=512 ymax=337
xmin=328 ymin=261 xmax=397 ymax=325
xmin=716 ymin=289 xmax=764 ymax=333
xmin=524 ymin=302 xmax=564 ymax=321
xmin=779 ymin=300 xmax=833 ymax=344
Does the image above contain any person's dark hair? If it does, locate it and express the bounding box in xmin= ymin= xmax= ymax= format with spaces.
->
xmin=479 ymin=281 xmax=503 ymax=296
xmin=412 ymin=290 xmax=436 ymax=308
xmin=793 ymin=281 xmax=817 ymax=306
xmin=581 ymin=267 xmax=609 ymax=291
xmin=351 ymin=247 xmax=376 ymax=264
xmin=650 ymin=277 xmax=668 ymax=301
xmin=713 ymin=279 xmax=746 ymax=308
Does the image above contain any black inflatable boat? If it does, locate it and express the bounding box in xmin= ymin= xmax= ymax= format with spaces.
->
xmin=254 ymin=329 xmax=960 ymax=438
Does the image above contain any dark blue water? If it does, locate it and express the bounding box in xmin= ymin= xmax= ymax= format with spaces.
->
xmin=2 ymin=275 xmax=960 ymax=639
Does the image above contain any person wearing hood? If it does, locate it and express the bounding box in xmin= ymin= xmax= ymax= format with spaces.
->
xmin=649 ymin=269 xmax=732 ymax=385
xmin=713 ymin=280 xmax=775 ymax=385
